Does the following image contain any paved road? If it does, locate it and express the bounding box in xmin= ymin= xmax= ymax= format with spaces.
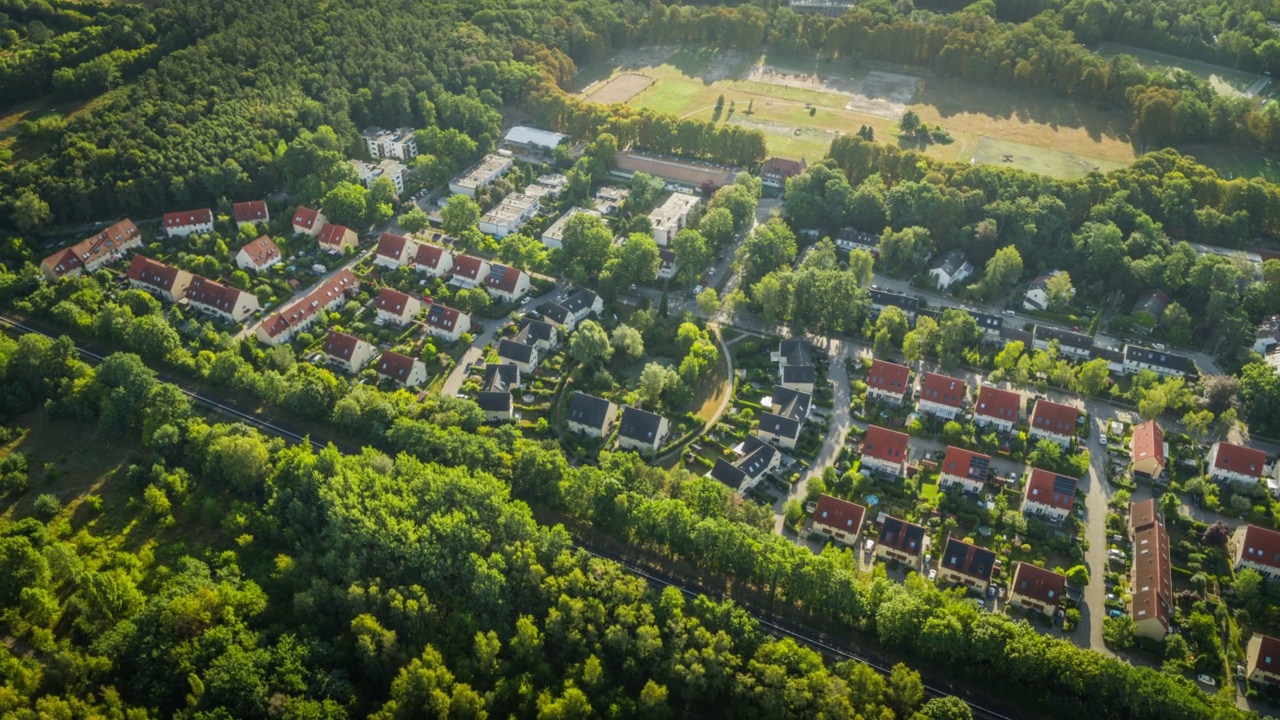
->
xmin=237 ymin=244 xmax=375 ymax=342
xmin=439 ymin=317 xmax=501 ymax=398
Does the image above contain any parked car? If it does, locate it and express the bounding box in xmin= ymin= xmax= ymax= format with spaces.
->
xmin=1196 ymin=674 xmax=1216 ymax=687
xmin=1107 ymin=609 xmax=1126 ymax=618
xmin=928 ymin=568 xmax=937 ymax=581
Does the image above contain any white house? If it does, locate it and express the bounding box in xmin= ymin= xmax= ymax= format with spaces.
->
xmin=484 ymin=264 xmax=531 ymax=303
xmin=1023 ymin=272 xmax=1072 ymax=311
xmin=351 ymin=158 xmax=409 ymax=195
xmin=927 ymin=249 xmax=973 ymax=291
xmin=424 ymin=303 xmax=471 ymax=343
xmin=1123 ymin=344 xmax=1192 ymax=378
xmin=501 ymin=126 xmax=568 ymax=157
xmin=451 ymin=255 xmax=491 ymax=288
xmin=374 ymin=232 xmax=416 ymax=270
xmin=866 ymin=359 xmax=911 ymax=406
xmin=235 ymin=236 xmax=283 ymax=273
xmin=162 ymin=208 xmax=214 ymax=238
xmin=567 ymin=392 xmax=617 ymax=438
xmin=376 ymin=350 xmax=428 ymax=387
xmin=233 ymin=200 xmax=270 ymax=230
xmin=973 ymin=385 xmax=1021 ymax=432
xmin=317 ymin=224 xmax=358 ymax=254
xmin=361 ymin=126 xmax=418 ymax=160
xmin=291 ymin=206 xmax=327 ymax=237
xmin=322 ymin=330 xmax=377 ymax=374
xmin=1032 ymin=325 xmax=1094 ymax=360
xmin=1028 ymin=399 xmax=1078 ymax=448
xmin=917 ymin=372 xmax=965 ymax=419
xmin=1022 ymin=468 xmax=1077 ymax=523
xmin=648 ymin=192 xmax=699 ymax=246
xmin=541 ymin=207 xmax=600 ymax=250
xmin=127 ymin=255 xmax=192 ymax=303
xmin=374 ymin=288 xmax=423 ymax=326
xmin=1234 ymin=524 xmax=1280 ymax=582
xmin=449 ymin=154 xmax=512 ymax=197
xmin=413 ymin=243 xmax=454 ymax=277
xmin=186 ymin=275 xmax=260 ymax=323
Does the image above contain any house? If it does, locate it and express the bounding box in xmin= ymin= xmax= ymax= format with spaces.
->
xmin=451 ymin=255 xmax=491 ymax=288
xmin=321 ymin=330 xmax=376 ymax=374
xmin=648 ymin=192 xmax=700 ymax=246
xmin=376 ymin=350 xmax=428 ymax=387
xmin=1129 ymin=498 xmax=1172 ymax=641
xmin=449 ymin=154 xmax=513 ymax=197
xmin=658 ymin=249 xmax=678 ymax=280
xmin=373 ymin=232 xmax=416 ymax=269
xmin=1008 ymin=563 xmax=1067 ymax=617
xmin=256 ymin=270 xmax=359 ymax=345
xmin=361 ymin=126 xmax=418 ymax=160
xmin=515 ymin=320 xmax=558 ymax=352
xmin=1023 ymin=272 xmax=1071 ymax=311
xmin=162 ymin=208 xmax=214 ymax=238
xmin=1254 ymin=315 xmax=1280 ymax=355
xmin=776 ymin=339 xmax=817 ymax=393
xmin=478 ymin=363 xmax=520 ymax=422
xmin=927 ymin=249 xmax=973 ymax=291
xmin=127 ymin=255 xmax=192 ymax=303
xmin=972 ymin=311 xmax=1003 ymax=339
xmin=756 ymin=385 xmax=812 ymax=450
xmin=612 ymin=150 xmax=736 ymax=192
xmin=41 ymin=219 xmax=142 ymax=280
xmin=1208 ymin=441 xmax=1267 ymax=486
xmin=876 ymin=516 xmax=927 ymax=571
xmin=618 ymin=407 xmax=669 ymax=454
xmin=186 ymin=275 xmax=260 ymax=323
xmin=776 ymin=339 xmax=813 ymax=367
xmin=1032 ymin=325 xmax=1094 ymax=360
xmin=835 ymin=228 xmax=880 ymax=256
xmin=317 ymin=224 xmax=358 ymax=254
xmin=938 ymin=537 xmax=997 ymax=593
xmin=542 ymin=207 xmax=601 ymax=250
xmin=567 ymin=392 xmax=617 ymax=438
xmin=501 ymin=126 xmax=568 ymax=157
xmin=1028 ymin=399 xmax=1079 ymax=448
xmin=537 ymin=300 xmax=575 ymax=330
xmin=497 ymin=339 xmax=539 ymax=374
xmin=374 ymin=288 xmax=423 ymax=326
xmin=351 ymin=158 xmax=409 ymax=194
xmin=478 ymin=192 xmax=539 ymax=239
xmin=484 ymin=264 xmax=531 ymax=303
xmin=760 ymin=156 xmax=807 ymax=189
xmin=235 ymin=236 xmax=283 ymax=273
xmin=498 ymin=321 xmax=557 ymax=374
xmin=866 ymin=360 xmax=911 ymax=406
xmin=233 ymin=200 xmax=270 ymax=229
xmin=938 ymin=446 xmax=991 ymax=494
xmin=524 ymin=174 xmax=568 ymax=201
xmin=973 ymin=385 xmax=1021 ymax=432
xmin=869 ymin=288 xmax=919 ymax=319
xmin=1131 ymin=290 xmax=1170 ymax=332
xmin=1233 ymin=524 xmax=1280 ymax=581
xmin=1130 ymin=420 xmax=1166 ymax=478
xmin=810 ymin=494 xmax=867 ymax=546
xmin=860 ymin=425 xmax=909 ymax=478
xmin=412 ymin=243 xmax=454 ymax=277
xmin=291 ymin=206 xmax=327 ymax=237
xmin=1122 ymin=344 xmax=1192 ymax=379
xmin=709 ymin=435 xmax=780 ymax=493
xmin=917 ymin=372 xmax=965 ymax=419
xmin=563 ymin=288 xmax=604 ymax=320
xmin=594 ymin=186 xmax=630 ymax=216
xmin=1246 ymin=635 xmax=1280 ymax=687
xmin=424 ymin=303 xmax=471 ymax=343
xmin=1093 ymin=345 xmax=1127 ymax=375
xmin=1022 ymin=468 xmax=1077 ymax=522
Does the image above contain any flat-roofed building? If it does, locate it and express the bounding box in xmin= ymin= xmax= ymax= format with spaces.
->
xmin=648 ymin=192 xmax=700 ymax=246
xmin=479 ymin=192 xmax=540 ymax=239
xmin=449 ymin=154 xmax=512 ymax=197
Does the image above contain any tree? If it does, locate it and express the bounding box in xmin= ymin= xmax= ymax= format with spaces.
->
xmin=902 ymin=315 xmax=938 ymax=365
xmin=672 ymin=229 xmax=711 ymax=290
xmin=708 ymin=183 xmax=757 ymax=231
xmin=614 ymin=233 xmax=660 ymax=286
xmin=698 ymin=207 xmax=735 ymax=250
xmin=736 ymin=219 xmax=796 ymax=285
xmin=886 ymin=663 xmax=924 ymax=719
xmin=639 ymin=363 xmax=670 ymax=407
xmin=1073 ymin=358 xmax=1110 ymax=396
xmin=1064 ymin=564 xmax=1090 ymax=588
xmin=1044 ymin=270 xmax=1074 ymax=311
xmin=977 ymin=246 xmax=1023 ymax=299
xmin=1159 ymin=491 xmax=1181 ymax=522
xmin=936 ymin=309 xmax=979 ymax=369
xmin=398 ymin=206 xmax=430 ymax=234
xmin=696 ymin=288 xmax=720 ymax=317
xmin=321 ymin=181 xmax=371 ymax=228
xmin=879 ymin=226 xmax=931 ymax=274
xmin=569 ymin=320 xmax=612 ymax=367
xmin=919 ymin=697 xmax=974 ymax=720
xmin=205 ymin=433 xmax=272 ymax=495
xmin=875 ymin=306 xmax=910 ymax=349
xmin=899 ymin=110 xmax=921 ymax=132
xmin=561 ymin=212 xmax=614 ymax=278
xmin=440 ymin=194 xmax=480 ymax=237
xmin=1103 ymin=614 xmax=1136 ymax=649
xmin=1201 ymin=520 xmax=1230 ymax=547
xmin=783 ymin=499 xmax=804 ymax=530
xmin=611 ymin=325 xmax=644 ymax=361
xmin=367 ymin=176 xmax=398 ymax=223
xmin=12 ymin=190 xmax=51 ymax=231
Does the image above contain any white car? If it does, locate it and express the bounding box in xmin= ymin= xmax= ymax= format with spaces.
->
xmin=928 ymin=568 xmax=937 ymax=581
xmin=1197 ymin=674 xmax=1216 ymax=687
xmin=693 ymin=286 xmax=704 ymax=296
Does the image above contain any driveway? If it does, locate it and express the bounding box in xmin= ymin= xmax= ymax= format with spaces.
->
xmin=440 ymin=316 xmax=500 ymax=397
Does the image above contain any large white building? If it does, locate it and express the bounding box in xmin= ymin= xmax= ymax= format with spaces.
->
xmin=351 ymin=158 xmax=409 ymax=195
xmin=449 ymin=154 xmax=512 ymax=197
xmin=361 ymin=126 xmax=418 ymax=160
xmin=478 ymin=193 xmax=540 ymax=239
xmin=648 ymin=192 xmax=700 ymax=246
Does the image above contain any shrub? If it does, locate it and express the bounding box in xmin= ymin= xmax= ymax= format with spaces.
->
xmin=33 ymin=493 xmax=61 ymax=518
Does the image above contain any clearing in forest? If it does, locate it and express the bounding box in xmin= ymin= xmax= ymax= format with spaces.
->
xmin=577 ymin=48 xmax=1139 ymax=179
xmin=1096 ymin=42 xmax=1265 ymax=99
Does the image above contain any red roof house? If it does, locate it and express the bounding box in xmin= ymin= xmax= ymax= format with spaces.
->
xmin=811 ymin=494 xmax=867 ymax=546
xmin=1130 ymin=419 xmax=1165 ymax=478
xmin=917 ymin=372 xmax=966 ymax=418
xmin=233 ymin=200 xmax=269 ymax=228
xmin=235 ymin=235 xmax=282 ymax=272
xmin=127 ymin=254 xmax=192 ymax=302
xmin=162 ymin=208 xmax=214 ymax=237
xmin=1029 ymin=398 xmax=1079 ymax=447
xmin=973 ymin=385 xmax=1021 ymax=431
xmin=291 ymin=206 xmax=327 ymax=237
xmin=1208 ymin=441 xmax=1267 ymax=486
xmin=1022 ymin=468 xmax=1077 ymax=521
xmin=866 ymin=359 xmax=911 ymax=405
xmin=861 ymin=425 xmax=909 ymax=477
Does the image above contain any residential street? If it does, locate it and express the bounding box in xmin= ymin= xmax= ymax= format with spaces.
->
xmin=440 ymin=316 xmax=501 ymax=398
xmin=237 ymin=243 xmax=375 ymax=342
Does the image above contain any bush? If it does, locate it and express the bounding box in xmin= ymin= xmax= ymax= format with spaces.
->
xmin=33 ymin=493 xmax=61 ymax=518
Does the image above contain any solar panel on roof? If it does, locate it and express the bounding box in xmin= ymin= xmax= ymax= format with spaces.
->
xmin=1052 ymin=475 xmax=1075 ymax=495
xmin=969 ymin=455 xmax=990 ymax=478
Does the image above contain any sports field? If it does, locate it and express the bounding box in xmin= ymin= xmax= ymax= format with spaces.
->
xmin=576 ymin=48 xmax=1138 ymax=180
xmin=1096 ymin=42 xmax=1266 ymax=99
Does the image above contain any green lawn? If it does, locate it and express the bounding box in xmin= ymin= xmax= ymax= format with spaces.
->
xmin=1096 ymin=42 xmax=1263 ymax=99
xmin=1180 ymin=144 xmax=1280 ymax=183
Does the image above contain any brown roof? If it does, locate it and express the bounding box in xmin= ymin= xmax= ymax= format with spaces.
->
xmin=761 ymin=156 xmax=806 ymax=179
xmin=238 ymin=236 xmax=281 ymax=269
xmin=1129 ymin=504 xmax=1171 ymax=632
xmin=233 ymin=200 xmax=268 ymax=223
xmin=426 ymin=303 xmax=464 ymax=331
xmin=42 ymin=219 xmax=141 ymax=277
xmin=862 ymin=425 xmax=908 ymax=464
xmin=1130 ymin=498 xmax=1158 ymax=531
xmin=186 ymin=275 xmax=245 ymax=312
xmin=453 ymin=255 xmax=486 ymax=280
xmin=485 ymin=263 xmax=524 ymax=293
xmin=375 ymin=288 xmax=416 ymax=317
xmin=940 ymin=446 xmax=990 ymax=481
xmin=376 ymin=350 xmax=418 ymax=381
xmin=127 ymin=254 xmax=183 ymax=292
xmin=1030 ymin=399 xmax=1078 ymax=436
xmin=866 ymin=360 xmax=911 ymax=396
xmin=813 ymin=494 xmax=866 ymax=533
xmin=292 ymin=206 xmax=322 ymax=230
xmin=919 ymin=372 xmax=965 ymax=408
xmin=1253 ymin=635 xmax=1280 ymax=676
xmin=1239 ymin=525 xmax=1280 ymax=570
xmin=162 ymin=208 xmax=212 ymax=229
xmin=322 ymin=330 xmax=363 ymax=360
xmin=375 ymin=232 xmax=411 ymax=261
xmin=317 ymin=224 xmax=352 ymax=248
xmin=413 ymin=243 xmax=448 ymax=269
xmin=1130 ymin=419 xmax=1165 ymax=471
xmin=1012 ymin=563 xmax=1066 ymax=607
xmin=259 ymin=269 xmax=359 ymax=339
xmin=974 ymin=385 xmax=1020 ymax=423
xmin=1213 ymin=441 xmax=1267 ymax=479
xmin=1024 ymin=468 xmax=1077 ymax=511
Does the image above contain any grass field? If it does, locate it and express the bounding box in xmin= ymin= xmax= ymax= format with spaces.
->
xmin=1180 ymin=144 xmax=1280 ymax=184
xmin=1096 ymin=42 xmax=1265 ymax=99
xmin=578 ymin=48 xmax=1139 ymax=180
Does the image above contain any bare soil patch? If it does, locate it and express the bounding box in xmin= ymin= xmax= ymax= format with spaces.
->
xmin=742 ymin=65 xmax=921 ymax=120
xmin=583 ymin=73 xmax=655 ymax=105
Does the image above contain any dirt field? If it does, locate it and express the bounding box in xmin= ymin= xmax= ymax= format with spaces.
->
xmin=582 ymin=73 xmax=655 ymax=105
xmin=743 ymin=65 xmax=920 ymax=120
